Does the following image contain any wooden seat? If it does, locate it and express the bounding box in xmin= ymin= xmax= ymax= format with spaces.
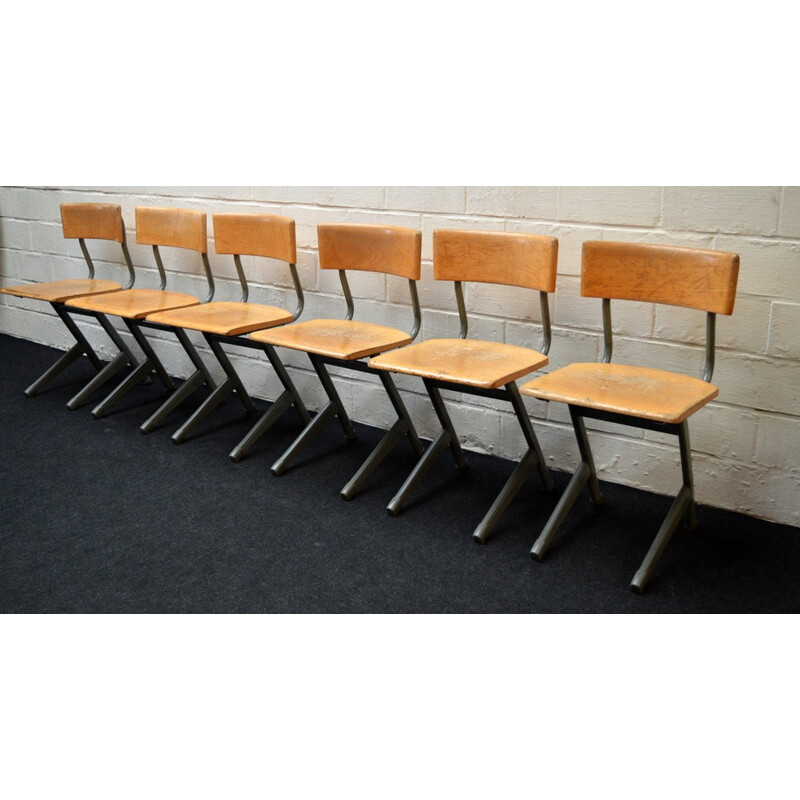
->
xmin=524 ymin=363 xmax=718 ymax=424
xmin=2 ymin=278 xmax=122 ymax=303
xmin=371 ymin=338 xmax=548 ymax=389
xmin=251 ymin=318 xmax=412 ymax=361
xmin=145 ymin=301 xmax=293 ymax=337
xmin=64 ymin=207 xmax=213 ymax=419
xmin=368 ymin=229 xmax=559 ymax=543
xmin=66 ymin=288 xmax=200 ymax=319
xmin=0 ymin=203 xmax=138 ymax=400
xmin=135 ymin=213 xmax=310 ymax=450
xmin=250 ymin=223 xmax=425 ymax=498
xmin=521 ymin=240 xmax=740 ymax=593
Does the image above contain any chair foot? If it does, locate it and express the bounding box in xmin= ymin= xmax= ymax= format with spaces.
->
xmin=24 ymin=343 xmax=85 ymax=397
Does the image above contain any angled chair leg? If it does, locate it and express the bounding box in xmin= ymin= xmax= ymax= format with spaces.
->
xmin=270 ymin=354 xmax=356 ymax=476
xmin=630 ymin=421 xmax=696 ymax=593
xmin=25 ymin=342 xmax=85 ymax=397
xmin=125 ymin=320 xmax=175 ymax=392
xmin=228 ymin=345 xmax=311 ymax=463
xmin=340 ymin=371 xmax=424 ymax=501
xmin=26 ymin=304 xmax=105 ymax=397
xmin=171 ymin=379 xmax=233 ymax=444
xmin=67 ymin=315 xmax=139 ymax=410
xmin=206 ymin=336 xmax=255 ymax=414
xmin=471 ymin=384 xmax=551 ymax=544
xmin=385 ymin=379 xmax=467 ymax=517
xmin=141 ymin=329 xmax=217 ymax=436
xmin=531 ymin=406 xmax=602 ymax=561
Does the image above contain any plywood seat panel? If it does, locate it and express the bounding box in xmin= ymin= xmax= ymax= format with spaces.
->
xmin=250 ymin=318 xmax=412 ymax=361
xmin=145 ymin=301 xmax=294 ymax=336
xmin=520 ymin=362 xmax=718 ymax=424
xmin=369 ymin=338 xmax=548 ymax=389
xmin=66 ymin=289 xmax=201 ymax=319
xmin=1 ymin=279 xmax=123 ymax=303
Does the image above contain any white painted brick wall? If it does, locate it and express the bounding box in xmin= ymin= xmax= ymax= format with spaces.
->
xmin=1 ymin=186 xmax=798 ymax=529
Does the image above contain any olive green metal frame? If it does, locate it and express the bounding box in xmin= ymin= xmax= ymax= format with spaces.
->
xmin=265 ymin=270 xmax=425 ymax=500
xmin=139 ymin=259 xmax=308 ymax=451
xmin=80 ymin=244 xmax=216 ymax=419
xmin=24 ymin=230 xmax=138 ymax=403
xmin=530 ymin=299 xmax=718 ymax=593
xmin=384 ymin=281 xmax=554 ymax=543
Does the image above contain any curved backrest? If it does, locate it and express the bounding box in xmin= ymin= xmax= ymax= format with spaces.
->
xmin=582 ymin=241 xmax=739 ymax=315
xmin=135 ymin=207 xmax=208 ymax=253
xmin=61 ymin=204 xmax=124 ymax=243
xmin=213 ymin=213 xmax=296 ymax=263
xmin=318 ymin=224 xmax=421 ymax=280
xmin=433 ymin=229 xmax=558 ymax=292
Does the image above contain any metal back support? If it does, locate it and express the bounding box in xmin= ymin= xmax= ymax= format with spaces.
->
xmin=77 ymin=227 xmax=136 ymax=290
xmin=231 ymin=252 xmax=303 ymax=319
xmin=151 ymin=244 xmax=215 ymax=303
xmin=338 ymin=269 xmax=421 ymax=341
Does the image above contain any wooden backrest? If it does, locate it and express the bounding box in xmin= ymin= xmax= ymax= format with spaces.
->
xmin=582 ymin=241 xmax=739 ymax=315
xmin=61 ymin=203 xmax=125 ymax=243
xmin=317 ymin=224 xmax=421 ymax=280
xmin=433 ymin=229 xmax=558 ymax=292
xmin=135 ymin=207 xmax=207 ymax=253
xmin=213 ymin=213 xmax=296 ymax=263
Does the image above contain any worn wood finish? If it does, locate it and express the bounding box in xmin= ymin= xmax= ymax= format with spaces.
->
xmin=60 ymin=204 xmax=125 ymax=243
xmin=251 ymin=319 xmax=412 ymax=361
xmin=317 ymin=224 xmax=421 ymax=280
xmin=582 ymin=241 xmax=739 ymax=315
xmin=521 ymin=363 xmax=719 ymax=424
xmin=135 ymin=207 xmax=208 ymax=253
xmin=370 ymin=339 xmax=549 ymax=389
xmin=213 ymin=213 xmax=296 ymax=263
xmin=1 ymin=279 xmax=122 ymax=303
xmin=434 ymin=229 xmax=558 ymax=291
xmin=67 ymin=289 xmax=200 ymax=320
xmin=146 ymin=301 xmax=294 ymax=337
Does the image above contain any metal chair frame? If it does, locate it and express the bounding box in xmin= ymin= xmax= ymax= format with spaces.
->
xmin=14 ymin=223 xmax=140 ymax=404
xmin=264 ymin=268 xmax=425 ymax=500
xmin=85 ymin=240 xmax=217 ymax=420
xmin=530 ymin=301 xmax=725 ymax=593
xmin=381 ymin=282 xmax=554 ymax=543
xmin=140 ymin=247 xmax=310 ymax=450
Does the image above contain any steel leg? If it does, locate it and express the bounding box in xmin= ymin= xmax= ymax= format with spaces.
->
xmin=310 ymin=355 xmax=357 ymax=440
xmin=386 ymin=428 xmax=454 ymax=517
xmin=271 ymin=403 xmax=337 ymax=476
xmin=139 ymin=370 xmax=205 ymax=433
xmin=171 ymin=379 xmax=233 ymax=444
xmin=24 ymin=343 xmax=84 ymax=397
xmin=630 ymin=421 xmax=697 ymax=593
xmin=229 ymin=390 xmax=294 ymax=462
xmin=66 ymin=353 xmax=129 ymax=410
xmin=530 ymin=407 xmax=602 ymax=561
xmin=206 ymin=336 xmax=255 ymax=414
xmin=262 ymin=345 xmax=311 ymax=427
xmin=339 ymin=371 xmax=424 ymax=501
xmin=124 ymin=320 xmax=174 ymax=392
xmin=472 ymin=448 xmax=538 ymax=544
xmin=507 ymin=382 xmax=552 ymax=491
xmin=91 ymin=359 xmax=155 ymax=418
xmin=53 ymin=305 xmax=103 ymax=371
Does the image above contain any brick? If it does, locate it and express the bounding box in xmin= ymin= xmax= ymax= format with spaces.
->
xmin=386 ymin=187 xmax=465 ymax=214
xmin=768 ymin=302 xmax=800 ymax=360
xmin=558 ymin=186 xmax=661 ymax=227
xmin=644 ymin=402 xmax=757 ymax=461
xmin=314 ymin=187 xmax=385 ymax=208
xmin=466 ymin=281 xmax=547 ymax=323
xmin=714 ymin=236 xmax=800 ymax=301
xmin=9 ymin=187 xmax=54 ymax=221
xmin=612 ymin=337 xmax=705 ymax=377
xmin=0 ymin=217 xmax=30 ymax=250
xmin=755 ymin=414 xmax=800 ymax=471
xmin=386 ymin=259 xmax=456 ymax=313
xmin=778 ymin=187 xmax=800 ymax=238
xmin=713 ymin=352 xmax=800 ymax=415
xmin=654 ymin=295 xmax=770 ymax=355
xmin=465 ymin=187 xmax=558 ymax=219
xmin=663 ymin=187 xmax=780 ymax=236
xmin=252 ymin=187 xmax=316 ymax=204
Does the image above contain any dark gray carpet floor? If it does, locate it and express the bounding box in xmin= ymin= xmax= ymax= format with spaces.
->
xmin=1 ymin=332 xmax=798 ymax=613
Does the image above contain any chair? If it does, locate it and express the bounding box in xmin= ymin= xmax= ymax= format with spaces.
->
xmin=65 ymin=206 xmax=213 ymax=418
xmin=521 ymin=240 xmax=740 ymax=592
xmin=1 ymin=203 xmax=138 ymax=401
xmin=141 ymin=213 xmax=310 ymax=448
xmin=248 ymin=223 xmax=424 ymax=496
xmin=369 ymin=229 xmax=558 ymax=542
